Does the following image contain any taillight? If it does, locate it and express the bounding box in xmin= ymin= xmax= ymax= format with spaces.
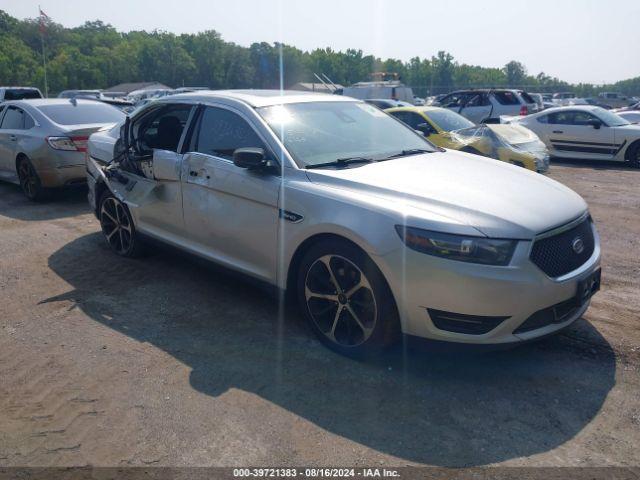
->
xmin=519 ymin=105 xmax=529 ymax=116
xmin=46 ymin=136 xmax=89 ymax=152
xmin=70 ymin=136 xmax=89 ymax=153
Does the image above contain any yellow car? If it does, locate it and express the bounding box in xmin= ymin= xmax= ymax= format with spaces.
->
xmin=385 ymin=106 xmax=550 ymax=173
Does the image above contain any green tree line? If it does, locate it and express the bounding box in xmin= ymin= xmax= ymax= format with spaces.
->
xmin=1 ymin=9 xmax=638 ymax=97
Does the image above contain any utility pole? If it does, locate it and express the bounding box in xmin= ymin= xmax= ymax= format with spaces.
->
xmin=38 ymin=6 xmax=49 ymax=97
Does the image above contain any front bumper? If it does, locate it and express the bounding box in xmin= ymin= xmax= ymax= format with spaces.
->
xmin=374 ymin=225 xmax=601 ymax=344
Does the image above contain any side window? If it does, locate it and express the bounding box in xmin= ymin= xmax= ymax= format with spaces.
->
xmin=548 ymin=111 xmax=575 ymax=125
xmin=536 ymin=115 xmax=549 ymax=124
xmin=439 ymin=93 xmax=464 ymax=108
xmin=133 ymin=104 xmax=192 ymax=154
xmin=465 ymin=93 xmax=490 ymax=107
xmin=195 ymin=107 xmax=268 ymax=160
xmin=570 ymin=111 xmax=598 ymax=126
xmin=493 ymin=91 xmax=520 ymax=105
xmin=390 ymin=111 xmax=411 ymax=126
xmin=0 ymin=107 xmax=25 ymax=130
xmin=24 ymin=113 xmax=35 ymax=129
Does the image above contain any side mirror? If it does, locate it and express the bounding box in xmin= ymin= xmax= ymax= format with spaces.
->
xmin=233 ymin=147 xmax=267 ymax=169
xmin=587 ymin=118 xmax=602 ymax=129
xmin=152 ymin=149 xmax=181 ymax=181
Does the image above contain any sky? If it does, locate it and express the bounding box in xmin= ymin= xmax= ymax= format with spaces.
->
xmin=2 ymin=0 xmax=639 ymax=84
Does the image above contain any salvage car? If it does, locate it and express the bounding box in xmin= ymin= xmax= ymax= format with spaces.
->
xmin=0 ymin=99 xmax=125 ymax=200
xmin=510 ymin=105 xmax=640 ymax=167
xmin=432 ymin=89 xmax=538 ymax=124
xmin=386 ymin=106 xmax=549 ymax=172
xmin=86 ymin=90 xmax=601 ymax=356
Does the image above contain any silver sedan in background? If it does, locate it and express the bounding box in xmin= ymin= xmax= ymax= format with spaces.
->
xmin=0 ymin=99 xmax=125 ymax=200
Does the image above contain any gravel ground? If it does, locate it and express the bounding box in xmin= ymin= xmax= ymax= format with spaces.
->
xmin=0 ymin=162 xmax=639 ymax=468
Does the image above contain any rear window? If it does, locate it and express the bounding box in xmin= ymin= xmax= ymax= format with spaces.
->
xmin=4 ymin=89 xmax=42 ymax=100
xmin=493 ymin=91 xmax=520 ymax=105
xmin=519 ymin=91 xmax=535 ymax=104
xmin=38 ymin=102 xmax=125 ymax=125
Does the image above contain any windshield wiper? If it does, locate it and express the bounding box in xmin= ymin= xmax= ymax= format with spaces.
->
xmin=306 ymin=156 xmax=374 ymax=169
xmin=377 ymin=148 xmax=433 ymax=162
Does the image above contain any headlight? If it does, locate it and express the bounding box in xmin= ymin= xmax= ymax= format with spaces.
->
xmin=395 ymin=226 xmax=517 ymax=266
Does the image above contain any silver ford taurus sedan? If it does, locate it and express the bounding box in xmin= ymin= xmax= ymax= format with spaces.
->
xmin=0 ymin=99 xmax=125 ymax=200
xmin=86 ymin=90 xmax=601 ymax=356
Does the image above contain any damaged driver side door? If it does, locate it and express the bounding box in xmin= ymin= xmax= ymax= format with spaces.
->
xmin=108 ymin=103 xmax=196 ymax=241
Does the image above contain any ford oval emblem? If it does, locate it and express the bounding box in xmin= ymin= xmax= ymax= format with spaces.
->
xmin=572 ymin=237 xmax=585 ymax=255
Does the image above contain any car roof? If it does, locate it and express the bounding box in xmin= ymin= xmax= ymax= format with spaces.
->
xmin=534 ymin=105 xmax=603 ymax=115
xmin=159 ymin=89 xmax=356 ymax=108
xmin=4 ymin=98 xmax=102 ymax=107
xmin=384 ymin=105 xmax=445 ymax=113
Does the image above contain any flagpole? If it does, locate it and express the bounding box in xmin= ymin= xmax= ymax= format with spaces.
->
xmin=39 ymin=5 xmax=48 ymax=98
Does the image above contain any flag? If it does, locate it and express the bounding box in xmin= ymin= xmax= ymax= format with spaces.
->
xmin=39 ymin=8 xmax=49 ymax=34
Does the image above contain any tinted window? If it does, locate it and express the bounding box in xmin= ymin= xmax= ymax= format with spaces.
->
xmin=493 ymin=91 xmax=520 ymax=105
xmin=536 ymin=115 xmax=549 ymax=124
xmin=38 ymin=102 xmax=125 ymax=125
xmin=548 ymin=110 xmax=601 ymax=126
xmin=519 ymin=91 xmax=535 ymax=104
xmin=0 ymin=107 xmax=25 ymax=129
xmin=3 ymin=89 xmax=42 ymax=100
xmin=196 ymin=107 xmax=267 ymax=160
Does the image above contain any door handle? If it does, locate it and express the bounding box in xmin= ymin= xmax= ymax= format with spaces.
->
xmin=189 ymin=170 xmax=198 ymax=177
xmin=9 ymin=135 xmax=17 ymax=141
xmin=552 ymin=130 xmax=563 ymax=134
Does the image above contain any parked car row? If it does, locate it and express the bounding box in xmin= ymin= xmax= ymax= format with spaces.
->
xmin=385 ymin=106 xmax=549 ymax=172
xmin=0 ymin=89 xmax=606 ymax=357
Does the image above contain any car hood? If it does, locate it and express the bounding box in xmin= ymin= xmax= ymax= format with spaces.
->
xmin=305 ymin=150 xmax=587 ymax=239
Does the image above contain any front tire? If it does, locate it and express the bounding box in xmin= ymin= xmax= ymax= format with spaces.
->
xmin=98 ymin=191 xmax=144 ymax=257
xmin=297 ymin=240 xmax=400 ymax=357
xmin=626 ymin=141 xmax=640 ymax=168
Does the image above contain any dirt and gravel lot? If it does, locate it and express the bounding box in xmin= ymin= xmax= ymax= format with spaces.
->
xmin=0 ymin=162 xmax=639 ymax=468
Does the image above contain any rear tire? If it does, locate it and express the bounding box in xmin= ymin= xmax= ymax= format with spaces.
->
xmin=297 ymin=240 xmax=400 ymax=357
xmin=98 ymin=190 xmax=145 ymax=257
xmin=16 ymin=156 xmax=50 ymax=202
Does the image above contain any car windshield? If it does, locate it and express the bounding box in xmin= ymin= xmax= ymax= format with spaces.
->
xmin=258 ymin=101 xmax=436 ymax=167
xmin=38 ymin=102 xmax=125 ymax=125
xmin=426 ymin=109 xmax=475 ymax=132
xmin=593 ymin=107 xmax=630 ymax=127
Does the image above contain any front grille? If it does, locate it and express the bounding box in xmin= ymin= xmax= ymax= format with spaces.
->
xmin=513 ymin=298 xmax=580 ymax=334
xmin=530 ymin=218 xmax=595 ymax=278
xmin=427 ymin=309 xmax=509 ymax=335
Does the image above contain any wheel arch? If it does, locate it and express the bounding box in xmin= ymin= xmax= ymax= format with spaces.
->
xmin=284 ymin=232 xmax=398 ymax=314
xmin=15 ymin=152 xmax=28 ymax=171
xmin=624 ymin=139 xmax=640 ymax=162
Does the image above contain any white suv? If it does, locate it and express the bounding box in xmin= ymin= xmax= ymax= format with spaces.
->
xmin=434 ymin=89 xmax=539 ymax=124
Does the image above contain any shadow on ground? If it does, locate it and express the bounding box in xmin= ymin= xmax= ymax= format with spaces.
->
xmin=550 ymin=157 xmax=638 ymax=171
xmin=0 ymin=182 xmax=90 ymax=221
xmin=44 ymin=233 xmax=616 ymax=466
